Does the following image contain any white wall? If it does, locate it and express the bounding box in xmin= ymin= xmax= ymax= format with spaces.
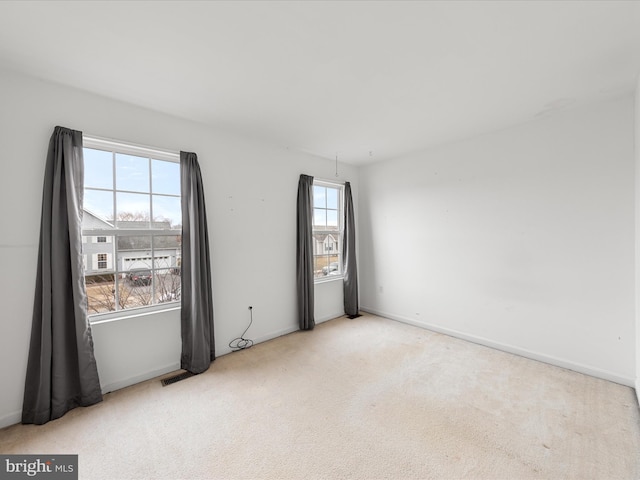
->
xmin=91 ymin=310 xmax=181 ymax=393
xmin=0 ymin=68 xmax=357 ymax=428
xmin=359 ymin=94 xmax=636 ymax=385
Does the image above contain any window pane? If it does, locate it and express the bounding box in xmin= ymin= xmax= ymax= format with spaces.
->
xmin=116 ymin=192 xmax=151 ymax=226
xmin=86 ymin=275 xmax=116 ymax=314
xmin=117 ymin=235 xmax=152 ymax=251
xmin=153 ymin=195 xmax=181 ymax=228
xmin=313 ymin=186 xmax=326 ymax=208
xmin=154 ymin=268 xmax=181 ymax=304
xmin=327 ymin=209 xmax=338 ymax=227
xmin=313 ymin=256 xmax=325 ymax=278
xmin=327 ymin=255 xmax=340 ymax=275
xmin=126 ymin=278 xmax=153 ymax=309
xmin=312 ymin=234 xmax=323 ymax=256
xmin=116 ymin=153 xmax=150 ymax=193
xmin=326 ymin=187 xmax=338 ymax=209
xmin=114 ymin=278 xmax=134 ymax=311
xmin=153 ymin=235 xmax=182 ymax=269
xmin=117 ymin=236 xmax=152 ymax=272
xmin=313 ymin=208 xmax=326 ymax=228
xmin=82 ymin=236 xmax=115 ymax=275
xmin=152 ymin=159 xmax=180 ymax=195
xmin=321 ymin=233 xmax=338 ymax=254
xmin=313 ymin=255 xmax=341 ymax=277
xmin=84 ymin=148 xmax=113 ymax=189
xmin=153 ymin=255 xmax=171 ymax=270
xmin=84 ymin=189 xmax=114 ymax=223
xmin=332 ymin=233 xmax=341 ymax=253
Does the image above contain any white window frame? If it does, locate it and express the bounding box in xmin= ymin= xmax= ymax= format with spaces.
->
xmin=82 ymin=136 xmax=182 ymax=322
xmin=312 ymin=179 xmax=344 ymax=284
xmin=96 ymin=253 xmax=108 ymax=269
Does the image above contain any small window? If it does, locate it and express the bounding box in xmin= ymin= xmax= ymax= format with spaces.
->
xmin=312 ymin=181 xmax=344 ymax=280
xmin=97 ymin=254 xmax=108 ymax=269
xmin=97 ymin=236 xmax=107 ymax=243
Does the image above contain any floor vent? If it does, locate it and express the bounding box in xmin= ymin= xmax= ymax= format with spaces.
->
xmin=161 ymin=371 xmax=194 ymax=387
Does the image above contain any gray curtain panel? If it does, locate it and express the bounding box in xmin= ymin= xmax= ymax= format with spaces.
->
xmin=343 ymin=181 xmax=360 ymax=318
xmin=23 ymin=126 xmax=102 ymax=425
xmin=296 ymin=174 xmax=315 ymax=330
xmin=180 ymin=151 xmax=215 ymax=374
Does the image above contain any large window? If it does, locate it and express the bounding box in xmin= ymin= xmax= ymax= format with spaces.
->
xmin=82 ymin=137 xmax=182 ymax=316
xmin=313 ymin=181 xmax=344 ymax=280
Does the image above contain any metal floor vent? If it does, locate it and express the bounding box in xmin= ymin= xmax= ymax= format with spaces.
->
xmin=161 ymin=371 xmax=194 ymax=387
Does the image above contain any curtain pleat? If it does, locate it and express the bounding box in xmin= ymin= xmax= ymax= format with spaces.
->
xmin=22 ymin=126 xmax=102 ymax=425
xmin=296 ymin=174 xmax=315 ymax=330
xmin=343 ymin=182 xmax=360 ymax=318
xmin=180 ymin=151 xmax=215 ymax=374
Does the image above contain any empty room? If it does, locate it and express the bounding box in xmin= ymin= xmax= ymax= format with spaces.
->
xmin=0 ymin=1 xmax=639 ymax=479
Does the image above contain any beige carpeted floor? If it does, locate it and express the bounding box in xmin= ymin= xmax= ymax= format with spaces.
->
xmin=1 ymin=313 xmax=639 ymax=479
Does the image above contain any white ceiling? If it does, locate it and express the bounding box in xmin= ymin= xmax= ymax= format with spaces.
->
xmin=0 ymin=1 xmax=639 ymax=165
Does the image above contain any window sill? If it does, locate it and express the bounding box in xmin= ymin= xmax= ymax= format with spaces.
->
xmin=89 ymin=303 xmax=180 ymax=325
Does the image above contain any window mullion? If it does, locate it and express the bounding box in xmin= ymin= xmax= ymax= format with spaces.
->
xmin=148 ymin=157 xmax=153 ymax=228
xmin=114 ymin=238 xmax=120 ymax=311
xmin=82 ymin=228 xmax=180 ymax=236
xmin=148 ymin=156 xmax=154 ymax=302
xmin=112 ymin=150 xmax=117 ymax=223
xmin=151 ymin=234 xmax=155 ymax=302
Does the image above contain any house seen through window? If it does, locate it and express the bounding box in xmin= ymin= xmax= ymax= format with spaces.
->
xmin=97 ymin=253 xmax=108 ymax=269
xmin=313 ymin=181 xmax=344 ymax=280
xmin=82 ymin=138 xmax=182 ymax=316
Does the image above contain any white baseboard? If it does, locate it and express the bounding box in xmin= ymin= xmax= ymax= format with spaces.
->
xmin=101 ymin=362 xmax=181 ymax=394
xmin=218 ymin=324 xmax=301 ymax=357
xmin=252 ymin=324 xmax=300 ymax=343
xmin=0 ymin=410 xmax=22 ymax=430
xmin=315 ymin=313 xmax=344 ymax=324
xmin=104 ymin=323 xmax=306 ymax=391
xmin=0 ymin=363 xmax=183 ymax=429
xmin=361 ymin=306 xmax=635 ymax=388
xmin=0 ymin=323 xmax=310 ymax=430
xmin=218 ymin=315 xmax=344 ymax=357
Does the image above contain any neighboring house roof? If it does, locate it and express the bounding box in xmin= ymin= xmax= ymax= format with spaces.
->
xmin=313 ymin=233 xmax=340 ymax=242
xmin=82 ymin=209 xmax=180 ymax=249
xmin=82 ymin=209 xmax=177 ymax=231
xmin=83 ymin=208 xmax=115 ymax=229
xmin=115 ymin=219 xmax=173 ymax=229
xmin=118 ymin=236 xmax=180 ymax=250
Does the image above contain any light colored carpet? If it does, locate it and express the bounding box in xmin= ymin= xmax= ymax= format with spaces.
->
xmin=1 ymin=313 xmax=639 ymax=479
